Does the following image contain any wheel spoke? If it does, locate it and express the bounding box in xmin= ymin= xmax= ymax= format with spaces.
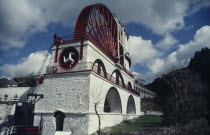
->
xmin=73 ymin=4 xmax=118 ymax=61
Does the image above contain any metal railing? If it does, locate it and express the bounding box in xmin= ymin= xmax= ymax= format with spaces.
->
xmin=93 ymin=67 xmax=139 ymax=96
xmin=46 ymin=62 xmax=139 ymax=96
xmin=46 ymin=62 xmax=93 ymax=74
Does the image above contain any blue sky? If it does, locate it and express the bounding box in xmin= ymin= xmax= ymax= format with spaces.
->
xmin=0 ymin=0 xmax=210 ymax=83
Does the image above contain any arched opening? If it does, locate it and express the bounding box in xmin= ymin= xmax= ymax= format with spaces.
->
xmin=111 ymin=69 xmax=125 ymax=88
xmin=54 ymin=111 xmax=65 ymax=131
xmin=104 ymin=87 xmax=122 ymax=113
xmin=92 ymin=59 xmax=107 ymax=78
xmin=128 ymin=82 xmax=132 ymax=90
xmin=127 ymin=95 xmax=136 ymax=114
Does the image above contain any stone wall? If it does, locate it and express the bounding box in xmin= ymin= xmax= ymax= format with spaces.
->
xmin=34 ymin=41 xmax=142 ymax=135
xmin=34 ymin=113 xmax=89 ymax=135
xmin=88 ymin=73 xmax=142 ymax=134
xmin=89 ymin=73 xmax=140 ymax=114
xmin=34 ymin=72 xmax=91 ymax=135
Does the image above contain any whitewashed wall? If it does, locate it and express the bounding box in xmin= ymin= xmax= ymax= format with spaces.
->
xmin=34 ymin=41 xmax=142 ymax=135
xmin=34 ymin=72 xmax=91 ymax=135
xmin=34 ymin=113 xmax=89 ymax=135
xmin=88 ymin=72 xmax=142 ymax=134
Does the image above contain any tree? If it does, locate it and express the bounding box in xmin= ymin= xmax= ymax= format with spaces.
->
xmin=90 ymin=84 xmax=105 ymax=135
xmin=0 ymin=78 xmax=10 ymax=88
xmin=188 ymin=47 xmax=210 ymax=124
xmin=148 ymin=68 xmax=208 ymax=125
xmin=17 ymin=73 xmax=37 ymax=87
xmin=189 ymin=47 xmax=210 ymax=83
xmin=13 ymin=77 xmax=28 ymax=83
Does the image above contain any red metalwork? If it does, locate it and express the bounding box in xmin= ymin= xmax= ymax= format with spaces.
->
xmin=73 ymin=4 xmax=118 ymax=62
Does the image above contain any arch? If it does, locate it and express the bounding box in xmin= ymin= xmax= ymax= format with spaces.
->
xmin=126 ymin=95 xmax=136 ymax=114
xmin=92 ymin=59 xmax=107 ymax=78
xmin=111 ymin=69 xmax=125 ymax=88
xmin=128 ymin=82 xmax=132 ymax=90
xmin=54 ymin=111 xmax=65 ymax=131
xmin=104 ymin=87 xmax=122 ymax=113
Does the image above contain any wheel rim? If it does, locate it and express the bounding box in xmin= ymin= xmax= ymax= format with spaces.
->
xmin=74 ymin=4 xmax=118 ymax=60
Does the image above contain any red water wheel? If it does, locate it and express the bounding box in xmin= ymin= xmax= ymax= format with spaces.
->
xmin=74 ymin=4 xmax=118 ymax=60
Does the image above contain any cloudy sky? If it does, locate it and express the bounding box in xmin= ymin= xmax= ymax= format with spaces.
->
xmin=0 ymin=0 xmax=210 ymax=83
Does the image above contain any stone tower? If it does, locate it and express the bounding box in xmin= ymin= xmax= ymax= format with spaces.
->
xmin=33 ymin=3 xmax=143 ymax=135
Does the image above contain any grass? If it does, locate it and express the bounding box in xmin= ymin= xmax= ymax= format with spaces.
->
xmin=103 ymin=115 xmax=165 ymax=133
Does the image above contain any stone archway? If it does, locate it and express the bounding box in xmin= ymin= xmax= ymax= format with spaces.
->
xmin=92 ymin=59 xmax=107 ymax=78
xmin=126 ymin=95 xmax=136 ymax=114
xmin=104 ymin=87 xmax=122 ymax=113
xmin=111 ymin=69 xmax=125 ymax=88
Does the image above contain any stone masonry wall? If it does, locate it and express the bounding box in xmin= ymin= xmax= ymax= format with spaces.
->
xmin=88 ymin=72 xmax=142 ymax=134
xmin=34 ymin=113 xmax=89 ymax=135
xmin=33 ymin=72 xmax=91 ymax=135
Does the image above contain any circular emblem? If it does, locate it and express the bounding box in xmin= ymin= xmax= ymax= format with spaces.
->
xmin=58 ymin=47 xmax=79 ymax=70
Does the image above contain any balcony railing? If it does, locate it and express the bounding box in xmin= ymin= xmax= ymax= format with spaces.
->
xmin=46 ymin=62 xmax=93 ymax=74
xmin=46 ymin=62 xmax=139 ymax=96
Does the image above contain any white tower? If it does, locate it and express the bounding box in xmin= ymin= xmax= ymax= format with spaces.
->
xmin=33 ymin=4 xmax=142 ymax=135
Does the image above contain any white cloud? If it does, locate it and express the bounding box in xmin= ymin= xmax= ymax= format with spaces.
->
xmin=189 ymin=0 xmax=210 ymax=14
xmin=0 ymin=0 xmax=208 ymax=50
xmin=130 ymin=26 xmax=210 ymax=83
xmin=0 ymin=51 xmax=51 ymax=77
xmin=127 ymin=36 xmax=163 ymax=82
xmin=148 ymin=58 xmax=165 ymax=75
xmin=128 ymin=36 xmax=160 ymax=67
xmin=0 ymin=0 xmax=46 ymax=50
xmin=109 ymin=0 xmax=188 ymax=35
xmin=167 ymin=25 xmax=210 ymax=67
xmin=156 ymin=34 xmax=178 ymax=50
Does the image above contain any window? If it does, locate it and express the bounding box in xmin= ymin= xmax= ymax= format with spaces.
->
xmin=54 ymin=111 xmax=65 ymax=131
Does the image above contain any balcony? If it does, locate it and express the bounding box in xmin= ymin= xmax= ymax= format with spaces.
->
xmin=46 ymin=62 xmax=139 ymax=96
xmin=46 ymin=62 xmax=93 ymax=74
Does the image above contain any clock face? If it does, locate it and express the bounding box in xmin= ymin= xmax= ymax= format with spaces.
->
xmin=58 ymin=47 xmax=79 ymax=70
